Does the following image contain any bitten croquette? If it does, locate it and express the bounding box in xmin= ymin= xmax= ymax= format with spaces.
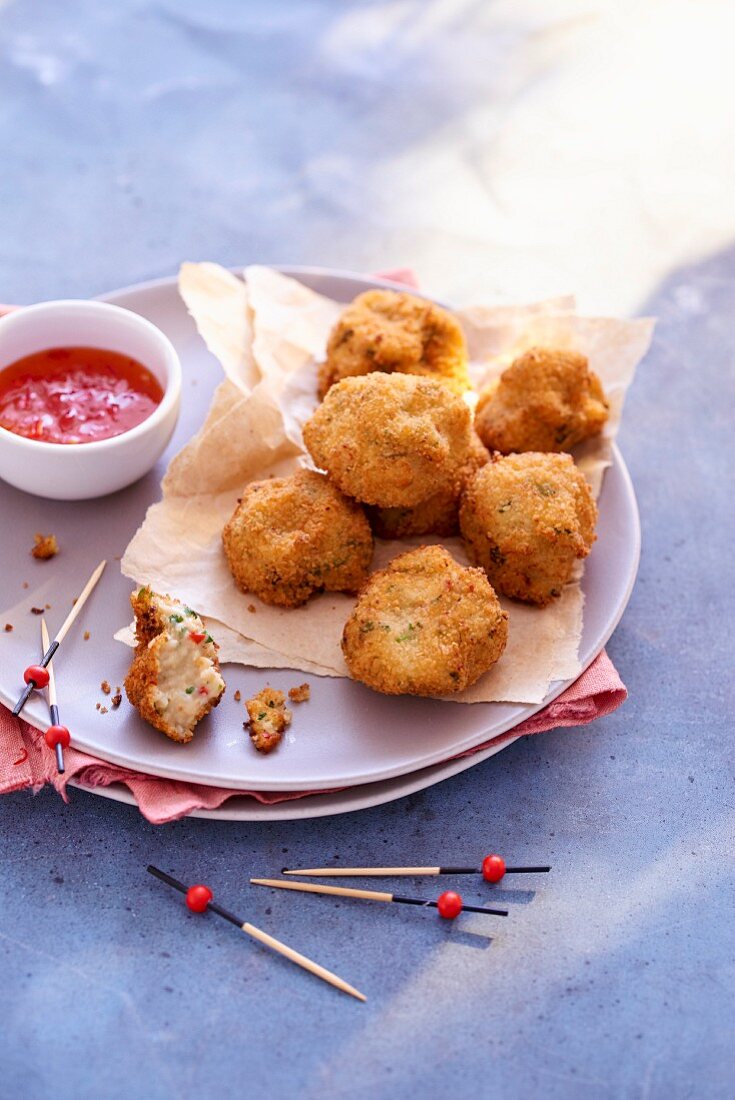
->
xmin=459 ymin=452 xmax=597 ymax=606
xmin=303 ymin=373 xmax=473 ymax=509
xmin=475 ymin=347 xmax=609 ymax=455
xmin=341 ymin=545 xmax=508 ymax=697
xmin=319 ymin=289 xmax=470 ymax=398
xmin=124 ymin=587 xmax=226 ymax=743
xmin=222 ymin=469 xmax=373 ymax=608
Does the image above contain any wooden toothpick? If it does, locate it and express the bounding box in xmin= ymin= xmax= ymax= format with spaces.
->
xmin=281 ymin=856 xmax=551 ymax=884
xmin=41 ymin=618 xmax=69 ymax=774
xmin=14 ymin=559 xmax=106 ymax=717
xmin=147 ymin=866 xmax=365 ymax=1002
xmin=251 ymin=878 xmax=508 ymax=918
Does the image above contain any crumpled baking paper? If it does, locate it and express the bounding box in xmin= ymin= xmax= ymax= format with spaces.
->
xmin=119 ymin=265 xmax=653 ymax=704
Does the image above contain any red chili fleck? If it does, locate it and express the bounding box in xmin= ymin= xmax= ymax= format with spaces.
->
xmin=188 ymin=631 xmax=206 ymax=644
xmin=13 ymin=747 xmax=29 ymax=766
xmin=197 ymin=685 xmax=209 ymax=696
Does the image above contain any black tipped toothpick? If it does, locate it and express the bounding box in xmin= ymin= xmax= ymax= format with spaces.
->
xmin=439 ymin=864 xmax=551 ymax=876
xmin=13 ymin=560 xmax=106 ymax=718
xmin=281 ymin=855 xmax=551 ymax=884
xmin=49 ymin=707 xmax=64 ymax=773
xmin=146 ymin=866 xmax=366 ymax=1001
xmin=41 ymin=619 xmax=69 ymax=774
xmin=251 ymin=878 xmax=508 ymax=918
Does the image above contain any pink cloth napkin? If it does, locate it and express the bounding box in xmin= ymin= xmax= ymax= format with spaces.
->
xmin=0 ymin=273 xmax=627 ymax=823
xmin=0 ymin=652 xmax=626 ymax=823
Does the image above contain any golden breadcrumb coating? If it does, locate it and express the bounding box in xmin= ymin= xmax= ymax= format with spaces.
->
xmin=367 ymin=432 xmax=489 ymax=539
xmin=222 ymin=469 xmax=373 ymax=608
xmin=31 ymin=533 xmax=58 ymax=560
xmin=303 ymin=373 xmax=472 ymax=509
xmin=320 ymin=289 xmax=470 ymax=398
xmin=245 ymin=687 xmax=292 ymax=754
xmin=475 ymin=347 xmax=609 ymax=454
xmin=124 ymin=587 xmax=225 ymax=743
xmin=459 ymin=452 xmax=597 ymax=607
xmin=341 ymin=545 xmax=508 ymax=697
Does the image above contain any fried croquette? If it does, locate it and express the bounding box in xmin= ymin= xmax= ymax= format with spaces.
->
xmin=367 ymin=432 xmax=489 ymax=539
xmin=303 ymin=373 xmax=473 ymax=509
xmin=320 ymin=289 xmax=470 ymax=398
xmin=475 ymin=347 xmax=609 ymax=454
xmin=124 ymin=587 xmax=226 ymax=743
xmin=245 ymin=687 xmax=292 ymax=754
xmin=459 ymin=452 xmax=597 ymax=607
xmin=222 ymin=469 xmax=373 ymax=608
xmin=341 ymin=545 xmax=508 ymax=697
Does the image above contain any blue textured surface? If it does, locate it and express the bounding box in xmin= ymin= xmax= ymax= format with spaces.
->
xmin=1 ymin=3 xmax=734 ymax=1098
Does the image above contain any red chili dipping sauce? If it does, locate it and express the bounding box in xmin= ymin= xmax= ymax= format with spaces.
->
xmin=0 ymin=346 xmax=164 ymax=444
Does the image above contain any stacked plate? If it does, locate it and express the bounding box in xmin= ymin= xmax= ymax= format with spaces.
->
xmin=0 ymin=269 xmax=639 ymax=820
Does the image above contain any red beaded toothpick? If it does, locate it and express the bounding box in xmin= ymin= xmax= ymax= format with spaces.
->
xmin=41 ymin=619 xmax=69 ymax=774
xmin=250 ymin=878 xmax=508 ymax=919
xmin=147 ymin=866 xmax=366 ymax=1001
xmin=281 ymin=855 xmax=551 ymax=884
xmin=13 ymin=559 xmax=106 ymax=718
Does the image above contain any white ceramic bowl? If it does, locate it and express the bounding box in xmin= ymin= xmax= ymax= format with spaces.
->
xmin=0 ymin=300 xmax=181 ymax=500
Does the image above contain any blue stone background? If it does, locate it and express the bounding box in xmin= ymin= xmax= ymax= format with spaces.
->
xmin=1 ymin=2 xmax=733 ymax=1097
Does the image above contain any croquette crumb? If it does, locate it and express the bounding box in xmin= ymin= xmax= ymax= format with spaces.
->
xmin=247 ymin=604 xmax=256 ymax=613
xmin=32 ymin=533 xmax=59 ymax=560
xmin=99 ymin=706 xmax=108 ymax=715
xmin=22 ymin=581 xmax=29 ymax=589
xmin=30 ymin=607 xmax=43 ymax=615
xmin=101 ymin=680 xmax=111 ymax=695
xmin=233 ymin=689 xmax=242 ymax=702
xmin=45 ymin=603 xmax=51 ymax=610
xmin=288 ymin=683 xmax=310 ymax=703
xmin=4 ymin=623 xmax=13 ymax=633
xmin=83 ymin=631 xmax=90 ymax=640
xmin=244 ymin=687 xmax=292 ymax=754
xmin=95 ymin=703 xmax=101 ymax=711
xmin=111 ymin=693 xmax=122 ymax=709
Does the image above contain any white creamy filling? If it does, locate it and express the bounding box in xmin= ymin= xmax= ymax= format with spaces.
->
xmin=148 ymin=598 xmax=224 ymax=735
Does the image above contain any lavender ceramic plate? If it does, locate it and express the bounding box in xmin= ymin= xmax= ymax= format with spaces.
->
xmin=0 ymin=268 xmax=640 ymax=800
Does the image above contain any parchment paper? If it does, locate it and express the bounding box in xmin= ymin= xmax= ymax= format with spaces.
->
xmin=119 ymin=264 xmax=653 ymax=704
